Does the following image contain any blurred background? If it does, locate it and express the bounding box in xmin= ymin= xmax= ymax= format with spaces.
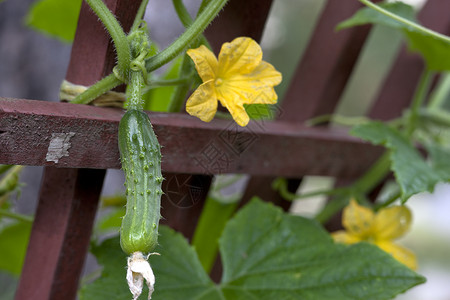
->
xmin=0 ymin=0 xmax=449 ymax=299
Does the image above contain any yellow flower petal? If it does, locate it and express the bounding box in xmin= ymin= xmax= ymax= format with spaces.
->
xmin=342 ymin=199 xmax=374 ymax=239
xmin=187 ymin=45 xmax=218 ymax=82
xmin=185 ymin=80 xmax=217 ymax=122
xmin=217 ymin=37 xmax=262 ymax=78
xmin=216 ymin=89 xmax=249 ymax=126
xmin=332 ymin=230 xmax=361 ymax=245
xmin=373 ymin=205 xmax=412 ymax=240
xmin=225 ymin=61 xmax=282 ymax=104
xmin=376 ymin=240 xmax=417 ymax=270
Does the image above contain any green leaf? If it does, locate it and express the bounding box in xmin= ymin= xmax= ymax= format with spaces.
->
xmin=79 ymin=226 xmax=220 ymax=300
xmin=337 ymin=1 xmax=450 ymax=71
xmin=426 ymin=144 xmax=450 ymax=180
xmin=351 ymin=121 xmax=445 ymax=201
xmin=219 ymin=198 xmax=424 ymax=299
xmin=96 ymin=207 xmax=126 ymax=233
xmin=0 ymin=221 xmax=31 ymax=275
xmin=81 ymin=199 xmax=424 ymax=299
xmin=337 ymin=2 xmax=417 ymax=30
xmin=78 ymin=237 xmax=129 ymax=299
xmin=25 ymin=0 xmax=82 ymax=43
xmin=404 ymin=30 xmax=450 ymax=71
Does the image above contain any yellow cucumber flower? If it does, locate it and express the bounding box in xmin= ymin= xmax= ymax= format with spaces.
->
xmin=186 ymin=37 xmax=282 ymax=127
xmin=332 ymin=199 xmax=417 ymax=270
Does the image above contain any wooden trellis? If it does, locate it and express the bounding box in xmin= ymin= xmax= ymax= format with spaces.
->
xmin=0 ymin=0 xmax=449 ymax=299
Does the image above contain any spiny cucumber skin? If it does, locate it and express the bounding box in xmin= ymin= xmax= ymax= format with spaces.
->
xmin=119 ymin=110 xmax=163 ymax=255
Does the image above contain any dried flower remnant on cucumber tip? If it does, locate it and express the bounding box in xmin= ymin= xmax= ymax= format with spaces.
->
xmin=186 ymin=37 xmax=282 ymax=126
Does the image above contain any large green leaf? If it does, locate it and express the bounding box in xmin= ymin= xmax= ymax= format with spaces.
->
xmin=218 ymin=199 xmax=424 ymax=299
xmin=351 ymin=121 xmax=448 ymax=201
xmin=25 ymin=0 xmax=82 ymax=43
xmin=0 ymin=221 xmax=31 ymax=275
xmin=81 ymin=199 xmax=424 ymax=299
xmin=337 ymin=1 xmax=450 ymax=71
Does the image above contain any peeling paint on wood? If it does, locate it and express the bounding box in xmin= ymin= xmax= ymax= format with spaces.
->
xmin=46 ymin=132 xmax=76 ymax=163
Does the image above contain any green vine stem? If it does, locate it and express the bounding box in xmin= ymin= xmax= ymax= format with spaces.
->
xmin=167 ymin=0 xmax=216 ymax=112
xmin=130 ymin=0 xmax=150 ymax=33
xmin=407 ymin=69 xmax=433 ymax=137
xmin=428 ymin=73 xmax=450 ymax=110
xmin=172 ymin=0 xmax=211 ymax=49
xmin=145 ymin=75 xmax=193 ymax=88
xmin=70 ymin=73 xmax=122 ymax=104
xmin=85 ymin=0 xmax=130 ymax=78
xmin=359 ymin=0 xmax=450 ymax=44
xmin=167 ymin=55 xmax=194 ymax=113
xmin=145 ymin=0 xmax=227 ymax=73
xmin=272 ymin=178 xmax=348 ymax=202
xmin=0 ymin=209 xmax=33 ymax=223
xmin=127 ymin=71 xmax=144 ymax=111
xmin=315 ymin=152 xmax=391 ymax=223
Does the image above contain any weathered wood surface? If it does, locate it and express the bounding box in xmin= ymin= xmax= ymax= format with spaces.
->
xmin=0 ymin=97 xmax=383 ymax=178
xmin=14 ymin=1 xmax=143 ymax=300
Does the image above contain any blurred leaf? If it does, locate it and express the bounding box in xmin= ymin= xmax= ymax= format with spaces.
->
xmin=0 ymin=221 xmax=31 ymax=275
xmin=144 ymin=56 xmax=183 ymax=112
xmin=96 ymin=207 xmax=126 ymax=233
xmin=192 ymin=196 xmax=238 ymax=273
xmin=25 ymin=0 xmax=82 ymax=43
xmin=337 ymin=2 xmax=417 ymax=30
xmin=426 ymin=144 xmax=450 ymax=180
xmin=338 ymin=1 xmax=450 ymax=71
xmin=351 ymin=121 xmax=448 ymax=201
xmin=78 ymin=237 xmax=129 ymax=299
xmin=404 ymin=30 xmax=450 ymax=71
xmin=81 ymin=199 xmax=424 ymax=299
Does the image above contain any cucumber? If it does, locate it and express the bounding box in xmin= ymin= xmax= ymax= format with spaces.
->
xmin=118 ymin=109 xmax=163 ymax=255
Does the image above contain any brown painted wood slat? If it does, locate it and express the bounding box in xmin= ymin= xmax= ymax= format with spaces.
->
xmin=280 ymin=0 xmax=373 ymax=123
xmin=14 ymin=1 xmax=142 ymax=299
xmin=0 ymin=97 xmax=384 ymax=178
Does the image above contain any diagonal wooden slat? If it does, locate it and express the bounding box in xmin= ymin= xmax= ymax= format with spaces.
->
xmin=0 ymin=97 xmax=383 ymax=179
xmin=14 ymin=1 xmax=143 ymax=299
xmin=280 ymin=0 xmax=374 ymax=123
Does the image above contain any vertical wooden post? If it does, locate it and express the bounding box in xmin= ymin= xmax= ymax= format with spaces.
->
xmin=15 ymin=1 xmax=142 ymax=299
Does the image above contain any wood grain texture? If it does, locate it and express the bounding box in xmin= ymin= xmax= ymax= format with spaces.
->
xmin=0 ymin=98 xmax=383 ymax=179
xmin=14 ymin=1 xmax=142 ymax=300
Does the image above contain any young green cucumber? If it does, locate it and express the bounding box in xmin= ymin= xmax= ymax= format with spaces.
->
xmin=118 ymin=109 xmax=163 ymax=255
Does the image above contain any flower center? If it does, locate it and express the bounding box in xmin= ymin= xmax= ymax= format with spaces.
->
xmin=215 ymin=78 xmax=224 ymax=86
